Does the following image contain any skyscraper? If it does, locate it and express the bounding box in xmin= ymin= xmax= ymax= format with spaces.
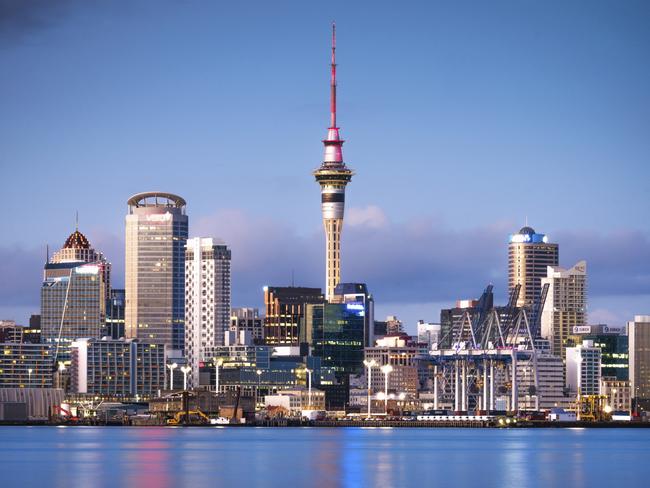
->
xmin=125 ymin=192 xmax=188 ymax=352
xmin=264 ymin=286 xmax=324 ymax=346
xmin=184 ymin=237 xmax=231 ymax=388
xmin=628 ymin=315 xmax=650 ymax=411
xmin=508 ymin=226 xmax=559 ymax=308
xmin=540 ymin=261 xmax=587 ymax=359
xmin=313 ymin=24 xmax=354 ymax=301
xmin=41 ymin=229 xmax=109 ymax=350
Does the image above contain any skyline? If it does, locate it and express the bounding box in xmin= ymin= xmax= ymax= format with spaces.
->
xmin=1 ymin=1 xmax=649 ymax=329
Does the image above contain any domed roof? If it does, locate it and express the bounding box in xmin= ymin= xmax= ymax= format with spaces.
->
xmin=518 ymin=226 xmax=536 ymax=235
xmin=63 ymin=230 xmax=90 ymax=249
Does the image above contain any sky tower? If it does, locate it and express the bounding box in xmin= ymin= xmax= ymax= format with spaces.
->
xmin=314 ymin=23 xmax=354 ymax=301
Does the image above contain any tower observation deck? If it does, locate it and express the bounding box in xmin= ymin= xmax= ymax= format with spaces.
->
xmin=313 ymin=23 xmax=354 ymax=301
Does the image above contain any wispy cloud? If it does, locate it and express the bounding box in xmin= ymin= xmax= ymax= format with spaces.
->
xmin=1 ymin=206 xmax=648 ymax=327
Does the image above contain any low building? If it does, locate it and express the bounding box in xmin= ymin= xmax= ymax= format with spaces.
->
xmin=70 ymin=338 xmax=167 ymax=397
xmin=0 ymin=343 xmax=54 ymax=388
xmin=0 ymin=388 xmax=64 ymax=420
xmin=566 ymin=340 xmax=601 ymax=396
xmin=264 ymin=387 xmax=325 ymax=412
xmin=601 ymin=376 xmax=631 ymax=412
xmin=364 ymin=335 xmax=420 ymax=396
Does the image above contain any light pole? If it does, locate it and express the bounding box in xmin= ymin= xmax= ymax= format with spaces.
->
xmin=166 ymin=362 xmax=178 ymax=390
xmin=180 ymin=366 xmax=191 ymax=391
xmin=28 ymin=368 xmax=33 ymax=387
xmin=214 ymin=358 xmax=223 ymax=394
xmin=363 ymin=359 xmax=377 ymax=418
xmin=305 ymin=368 xmax=313 ymax=409
xmin=381 ymin=364 xmax=393 ymax=415
xmin=256 ymin=369 xmax=263 ymax=409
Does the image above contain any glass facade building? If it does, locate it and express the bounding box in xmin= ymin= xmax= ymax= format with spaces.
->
xmin=125 ymin=192 xmax=188 ymax=352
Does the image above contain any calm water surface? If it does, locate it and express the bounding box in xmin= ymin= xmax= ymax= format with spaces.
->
xmin=0 ymin=426 xmax=648 ymax=487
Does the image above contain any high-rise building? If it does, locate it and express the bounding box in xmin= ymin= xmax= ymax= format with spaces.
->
xmin=570 ymin=324 xmax=628 ymax=380
xmin=184 ymin=237 xmax=231 ymax=388
xmin=313 ymin=24 xmax=354 ymax=301
xmin=71 ymin=338 xmax=167 ymax=397
xmin=331 ymin=283 xmax=375 ymax=347
xmin=628 ymin=315 xmax=650 ymax=410
xmin=41 ymin=262 xmax=107 ymax=346
xmin=540 ymin=261 xmax=587 ymax=359
xmin=49 ymin=228 xmax=111 ymax=297
xmin=508 ymin=226 xmax=559 ymax=308
xmin=231 ymin=308 xmax=264 ymax=344
xmin=125 ymin=192 xmax=188 ymax=352
xmin=263 ymin=286 xmax=324 ymax=346
xmin=106 ymin=289 xmax=125 ymax=339
xmin=303 ymin=301 xmax=366 ymax=408
xmin=566 ymin=340 xmax=601 ymax=396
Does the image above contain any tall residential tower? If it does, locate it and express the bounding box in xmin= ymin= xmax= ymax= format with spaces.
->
xmin=313 ymin=24 xmax=354 ymax=301
xmin=125 ymin=192 xmax=188 ymax=352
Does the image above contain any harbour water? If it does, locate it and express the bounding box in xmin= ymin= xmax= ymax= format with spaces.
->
xmin=1 ymin=426 xmax=648 ymax=487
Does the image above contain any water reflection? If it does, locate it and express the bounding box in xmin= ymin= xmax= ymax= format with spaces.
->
xmin=0 ymin=427 xmax=649 ymax=488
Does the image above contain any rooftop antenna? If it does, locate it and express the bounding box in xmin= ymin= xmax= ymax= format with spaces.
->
xmin=291 ymin=268 xmax=295 ymax=287
xmin=75 ymin=211 xmax=79 ymax=231
xmin=525 ymin=215 xmax=528 ymax=227
xmin=330 ymin=21 xmax=337 ymax=129
xmin=46 ymin=244 xmax=49 ymax=264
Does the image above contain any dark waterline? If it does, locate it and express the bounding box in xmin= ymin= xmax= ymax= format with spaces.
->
xmin=1 ymin=426 xmax=649 ymax=487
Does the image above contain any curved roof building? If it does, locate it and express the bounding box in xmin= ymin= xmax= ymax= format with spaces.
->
xmin=125 ymin=191 xmax=188 ymax=352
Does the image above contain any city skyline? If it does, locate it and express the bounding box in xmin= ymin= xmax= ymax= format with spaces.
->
xmin=1 ymin=1 xmax=649 ymax=329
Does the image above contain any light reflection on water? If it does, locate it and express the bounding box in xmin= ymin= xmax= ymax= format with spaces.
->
xmin=0 ymin=427 xmax=649 ymax=488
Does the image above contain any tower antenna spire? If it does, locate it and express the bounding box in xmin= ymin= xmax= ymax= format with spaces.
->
xmin=75 ymin=210 xmax=79 ymax=231
xmin=330 ymin=21 xmax=337 ymax=129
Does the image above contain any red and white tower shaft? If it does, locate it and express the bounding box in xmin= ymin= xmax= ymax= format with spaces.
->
xmin=313 ymin=23 xmax=354 ymax=301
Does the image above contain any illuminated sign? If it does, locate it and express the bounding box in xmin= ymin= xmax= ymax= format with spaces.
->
xmin=345 ymin=302 xmax=365 ymax=317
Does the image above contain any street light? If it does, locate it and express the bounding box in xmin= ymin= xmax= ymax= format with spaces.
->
xmin=363 ymin=359 xmax=377 ymax=418
xmin=256 ymin=369 xmax=263 ymax=409
xmin=180 ymin=366 xmax=191 ymax=391
xmin=305 ymin=368 xmax=313 ymax=409
xmin=214 ymin=358 xmax=224 ymax=394
xmin=166 ymin=363 xmax=178 ymax=390
xmin=28 ymin=368 xmax=33 ymax=387
xmin=381 ymin=364 xmax=393 ymax=415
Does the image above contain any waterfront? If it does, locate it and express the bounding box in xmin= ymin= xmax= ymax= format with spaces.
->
xmin=1 ymin=427 xmax=649 ymax=487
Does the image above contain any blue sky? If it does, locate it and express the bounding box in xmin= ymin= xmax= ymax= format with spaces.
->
xmin=1 ymin=0 xmax=649 ymax=331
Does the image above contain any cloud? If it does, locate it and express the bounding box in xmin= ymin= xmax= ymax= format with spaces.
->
xmin=347 ymin=205 xmax=388 ymax=229
xmin=1 ymin=206 xmax=648 ymax=328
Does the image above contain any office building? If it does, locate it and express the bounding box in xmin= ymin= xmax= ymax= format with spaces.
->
xmin=417 ymin=321 xmax=441 ymax=349
xmin=517 ymin=340 xmax=570 ymax=410
xmin=571 ymin=324 xmax=628 ymax=380
xmin=628 ymin=315 xmax=650 ymax=409
xmin=184 ymin=238 xmax=231 ymax=388
xmin=303 ymin=301 xmax=366 ymax=408
xmin=71 ymin=338 xmax=167 ymax=397
xmin=566 ymin=340 xmax=601 ymax=396
xmin=106 ymin=289 xmax=125 ymax=339
xmin=385 ymin=316 xmax=403 ymax=336
xmin=231 ymin=308 xmax=264 ymax=344
xmin=49 ymin=228 xmax=111 ymax=297
xmin=331 ymin=283 xmax=375 ymax=347
xmin=600 ymin=377 xmax=631 ymax=412
xmin=125 ymin=192 xmax=188 ymax=352
xmin=364 ymin=336 xmax=420 ymax=396
xmin=264 ymin=286 xmax=323 ymax=346
xmin=41 ymin=262 xmax=107 ymax=345
xmin=540 ymin=261 xmax=587 ymax=359
xmin=0 ymin=343 xmax=53 ymax=388
xmin=508 ymin=226 xmax=559 ymax=307
xmin=264 ymin=387 xmax=326 ymax=412
xmin=313 ymin=25 xmax=354 ymax=300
